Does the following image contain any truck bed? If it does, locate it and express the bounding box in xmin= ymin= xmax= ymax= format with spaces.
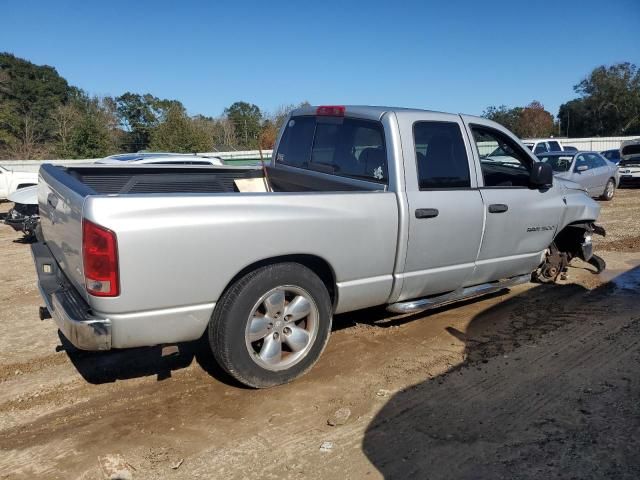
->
xmin=37 ymin=162 xmax=395 ymax=322
xmin=59 ymin=164 xmax=384 ymax=195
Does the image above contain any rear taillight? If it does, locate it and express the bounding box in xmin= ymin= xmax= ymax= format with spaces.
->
xmin=316 ymin=105 xmax=345 ymax=117
xmin=82 ymin=219 xmax=119 ymax=297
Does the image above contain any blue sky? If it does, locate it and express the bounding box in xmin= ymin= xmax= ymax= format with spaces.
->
xmin=2 ymin=0 xmax=639 ymax=118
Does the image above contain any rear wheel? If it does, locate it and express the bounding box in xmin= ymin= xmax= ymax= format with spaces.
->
xmin=209 ymin=263 xmax=332 ymax=388
xmin=601 ymin=178 xmax=615 ymax=201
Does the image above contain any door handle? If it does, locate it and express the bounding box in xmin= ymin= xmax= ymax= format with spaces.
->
xmin=415 ymin=208 xmax=439 ymax=219
xmin=488 ymin=204 xmax=508 ymax=214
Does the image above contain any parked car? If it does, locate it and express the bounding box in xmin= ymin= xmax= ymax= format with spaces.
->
xmin=522 ymin=138 xmax=564 ymax=155
xmin=4 ymin=185 xmax=39 ymax=240
xmin=0 ymin=165 xmax=38 ymax=200
xmin=600 ymin=148 xmax=621 ymax=164
xmin=96 ymin=152 xmax=224 ymax=166
xmin=618 ymin=139 xmax=640 ymax=186
xmin=4 ymin=153 xmax=224 ymax=240
xmin=32 ymin=105 xmax=605 ymax=388
xmin=537 ymin=151 xmax=619 ymax=200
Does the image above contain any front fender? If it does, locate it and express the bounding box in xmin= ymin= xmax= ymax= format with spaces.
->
xmin=557 ymin=181 xmax=601 ymax=231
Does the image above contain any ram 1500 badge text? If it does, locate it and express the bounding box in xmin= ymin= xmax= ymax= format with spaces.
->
xmin=32 ymin=105 xmax=604 ymax=387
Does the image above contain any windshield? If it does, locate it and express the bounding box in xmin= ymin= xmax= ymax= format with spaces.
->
xmin=538 ymin=154 xmax=575 ymax=172
xmin=523 ymin=143 xmax=534 ymax=151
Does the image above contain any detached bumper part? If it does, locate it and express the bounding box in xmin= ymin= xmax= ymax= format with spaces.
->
xmin=31 ymin=242 xmax=111 ymax=351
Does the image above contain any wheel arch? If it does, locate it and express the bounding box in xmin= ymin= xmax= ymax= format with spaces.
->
xmin=222 ymin=254 xmax=338 ymax=310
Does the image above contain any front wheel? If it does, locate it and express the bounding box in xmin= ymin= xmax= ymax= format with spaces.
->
xmin=600 ymin=178 xmax=615 ymax=201
xmin=209 ymin=263 xmax=332 ymax=388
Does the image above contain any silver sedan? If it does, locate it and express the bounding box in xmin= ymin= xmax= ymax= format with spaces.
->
xmin=537 ymin=151 xmax=620 ymax=200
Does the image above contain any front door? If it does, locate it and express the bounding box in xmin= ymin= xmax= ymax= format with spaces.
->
xmin=462 ymin=119 xmax=564 ymax=285
xmin=573 ymin=153 xmax=598 ymax=195
xmin=396 ymin=113 xmax=484 ymax=302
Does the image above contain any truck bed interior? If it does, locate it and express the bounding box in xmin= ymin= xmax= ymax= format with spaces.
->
xmin=61 ymin=164 xmax=385 ymax=195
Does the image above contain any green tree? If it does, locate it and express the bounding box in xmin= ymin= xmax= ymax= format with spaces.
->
xmin=115 ymin=92 xmax=183 ymax=152
xmin=558 ymin=63 xmax=640 ymax=136
xmin=149 ymin=106 xmax=213 ymax=153
xmin=0 ymin=52 xmax=73 ymax=158
xmin=481 ymin=105 xmax=523 ymax=134
xmin=557 ymin=99 xmax=592 ymax=138
xmin=66 ymin=96 xmax=119 ymax=158
xmin=224 ymin=101 xmax=262 ymax=148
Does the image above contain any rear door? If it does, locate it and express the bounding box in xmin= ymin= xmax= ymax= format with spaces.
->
xmin=462 ymin=117 xmax=564 ymax=284
xmin=396 ymin=112 xmax=484 ymax=302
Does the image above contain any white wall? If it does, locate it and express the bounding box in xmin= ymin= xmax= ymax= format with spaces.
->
xmin=554 ymin=137 xmax=636 ymax=151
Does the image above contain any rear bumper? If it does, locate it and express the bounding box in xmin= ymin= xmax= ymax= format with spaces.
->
xmin=31 ymin=241 xmax=214 ymax=350
xmin=31 ymin=242 xmax=112 ymax=350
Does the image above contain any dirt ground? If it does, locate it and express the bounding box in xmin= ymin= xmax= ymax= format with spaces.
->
xmin=0 ymin=188 xmax=639 ymax=480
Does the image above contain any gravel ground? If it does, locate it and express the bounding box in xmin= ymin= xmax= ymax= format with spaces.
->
xmin=0 ymin=187 xmax=639 ymax=479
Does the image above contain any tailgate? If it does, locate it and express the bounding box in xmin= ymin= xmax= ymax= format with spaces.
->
xmin=38 ymin=164 xmax=95 ymax=300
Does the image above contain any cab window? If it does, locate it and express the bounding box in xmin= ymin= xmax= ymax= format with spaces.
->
xmin=413 ymin=121 xmax=470 ymax=189
xmin=471 ymin=126 xmax=531 ymax=188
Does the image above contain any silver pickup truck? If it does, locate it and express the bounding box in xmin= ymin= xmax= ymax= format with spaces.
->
xmin=32 ymin=105 xmax=603 ymax=388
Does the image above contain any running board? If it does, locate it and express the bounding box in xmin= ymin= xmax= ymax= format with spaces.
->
xmin=386 ymin=274 xmax=531 ymax=314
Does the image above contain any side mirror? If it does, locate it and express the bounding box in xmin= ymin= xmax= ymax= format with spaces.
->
xmin=576 ymin=165 xmax=588 ymax=172
xmin=530 ymin=162 xmax=553 ymax=188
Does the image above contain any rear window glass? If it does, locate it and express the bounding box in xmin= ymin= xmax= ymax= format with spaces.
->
xmin=275 ymin=116 xmax=315 ymax=168
xmin=276 ymin=116 xmax=387 ymax=183
xmin=534 ymin=143 xmax=548 ymax=154
xmin=548 ymin=141 xmax=562 ymax=151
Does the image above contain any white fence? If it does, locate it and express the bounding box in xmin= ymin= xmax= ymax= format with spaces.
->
xmin=554 ymin=137 xmax=635 ymax=152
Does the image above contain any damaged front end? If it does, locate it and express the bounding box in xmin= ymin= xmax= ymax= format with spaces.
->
xmin=4 ymin=203 xmax=40 ymax=240
xmin=534 ymin=222 xmax=606 ymax=283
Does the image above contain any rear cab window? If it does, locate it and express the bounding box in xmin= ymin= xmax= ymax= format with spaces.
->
xmin=276 ymin=116 xmax=388 ymax=183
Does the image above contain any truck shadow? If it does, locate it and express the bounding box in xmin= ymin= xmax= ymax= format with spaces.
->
xmin=361 ymin=266 xmax=640 ymax=479
xmin=61 ymin=333 xmax=240 ymax=386
xmin=60 ymin=292 xmax=514 ymax=386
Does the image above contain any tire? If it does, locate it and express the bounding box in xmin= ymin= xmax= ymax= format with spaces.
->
xmin=209 ymin=262 xmax=332 ymax=388
xmin=600 ymin=178 xmax=615 ymax=201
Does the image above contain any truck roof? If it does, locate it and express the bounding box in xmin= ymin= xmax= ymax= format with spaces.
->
xmin=292 ymin=105 xmax=483 ymax=122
